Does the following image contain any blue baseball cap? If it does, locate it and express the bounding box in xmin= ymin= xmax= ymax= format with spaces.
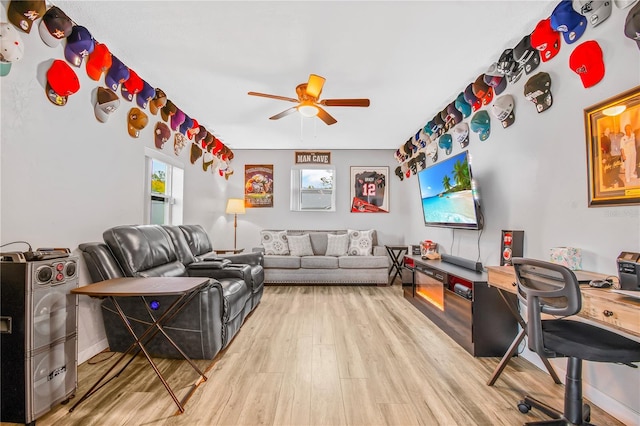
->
xmin=454 ymin=92 xmax=472 ymax=118
xmin=438 ymin=134 xmax=453 ymax=155
xmin=551 ymin=0 xmax=587 ymax=44
xmin=136 ymin=80 xmax=155 ymax=109
xmin=464 ymin=83 xmax=481 ymax=112
xmin=64 ymin=26 xmax=95 ymax=67
xmin=105 ymin=56 xmax=130 ymax=92
xmin=470 ymin=110 xmax=491 ymax=141
xmin=179 ymin=115 xmax=194 ymax=135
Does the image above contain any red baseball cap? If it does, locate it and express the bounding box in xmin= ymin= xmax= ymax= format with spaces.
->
xmin=569 ymin=40 xmax=605 ymax=88
xmin=530 ymin=18 xmax=561 ymax=62
xmin=86 ymin=43 xmax=112 ymax=81
xmin=46 ymin=59 xmax=80 ymax=106
xmin=121 ymin=68 xmax=143 ymax=101
xmin=472 ymin=74 xmax=494 ymax=106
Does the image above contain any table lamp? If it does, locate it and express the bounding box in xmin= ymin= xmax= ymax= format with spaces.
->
xmin=225 ymin=198 xmax=246 ymax=250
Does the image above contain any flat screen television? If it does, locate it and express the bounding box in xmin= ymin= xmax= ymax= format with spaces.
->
xmin=416 ymin=150 xmax=483 ymax=230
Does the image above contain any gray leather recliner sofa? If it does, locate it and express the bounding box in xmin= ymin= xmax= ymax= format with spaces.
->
xmin=79 ymin=224 xmax=264 ymax=360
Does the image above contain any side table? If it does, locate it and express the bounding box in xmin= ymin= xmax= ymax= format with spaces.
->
xmin=385 ymin=245 xmax=408 ymax=285
xmin=214 ymin=248 xmax=245 ymax=254
xmin=69 ymin=277 xmax=211 ymax=414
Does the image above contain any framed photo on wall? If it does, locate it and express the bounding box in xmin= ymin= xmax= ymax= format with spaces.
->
xmin=244 ymin=164 xmax=274 ymax=208
xmin=584 ymin=86 xmax=640 ymax=207
xmin=350 ymin=166 xmax=389 ymax=213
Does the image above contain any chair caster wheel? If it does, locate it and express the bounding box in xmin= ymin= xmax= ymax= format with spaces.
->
xmin=517 ymin=402 xmax=531 ymax=414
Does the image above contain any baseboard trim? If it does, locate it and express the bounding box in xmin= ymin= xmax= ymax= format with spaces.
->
xmin=78 ymin=338 xmax=109 ymax=365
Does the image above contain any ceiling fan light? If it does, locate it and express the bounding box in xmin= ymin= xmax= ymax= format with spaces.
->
xmin=298 ymin=104 xmax=319 ymax=117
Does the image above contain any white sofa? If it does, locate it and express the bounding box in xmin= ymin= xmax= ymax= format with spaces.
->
xmin=254 ymin=229 xmax=390 ymax=285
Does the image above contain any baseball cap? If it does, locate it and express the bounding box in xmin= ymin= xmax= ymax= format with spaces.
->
xmin=195 ymin=125 xmax=208 ymax=144
xmin=433 ymin=114 xmax=445 ymax=136
xmin=8 ymin=1 xmax=46 ymax=33
xmin=497 ymin=49 xmax=517 ymax=76
xmin=569 ymin=40 xmax=605 ymax=88
xmin=94 ymin=87 xmax=120 ymax=123
xmin=154 ymin=122 xmax=171 ymax=149
xmin=472 ymin=75 xmax=493 ymax=106
xmin=175 ymin=132 xmax=188 ymax=155
xmin=624 ymin=2 xmax=640 ymax=49
xmin=513 ymin=35 xmax=541 ymax=75
xmin=136 ymin=80 xmax=155 ymax=109
xmin=38 ymin=6 xmax=72 ymax=47
xmin=121 ymin=69 xmax=143 ymax=101
xmin=483 ymin=71 xmax=507 ymax=96
xmin=171 ymin=107 xmax=186 ymax=131
xmin=573 ymin=0 xmax=612 ymax=26
xmin=161 ymin=99 xmax=177 ymax=122
xmin=551 ymin=0 xmax=587 ymax=44
xmin=464 ymin=83 xmax=482 ymax=112
xmin=446 ymin=101 xmax=463 ymax=125
xmin=426 ymin=138 xmax=438 ymax=163
xmin=470 ymin=110 xmax=491 ymax=141
xmin=1 ymin=23 xmax=24 ymax=77
xmin=204 ymin=132 xmax=215 ymax=151
xmin=438 ymin=134 xmax=453 ymax=155
xmin=149 ymin=88 xmax=167 ymax=115
xmin=105 ymin=56 xmax=129 ymax=92
xmin=65 ymin=26 xmax=95 ymax=67
xmin=524 ymin=72 xmax=553 ymax=113
xmin=491 ymin=95 xmax=516 ymax=128
xmin=46 ymin=59 xmax=80 ymax=106
xmin=530 ymin=18 xmax=561 ymax=62
xmin=127 ymin=107 xmax=148 ymax=138
xmin=190 ymin=142 xmax=203 ymax=164
xmin=452 ymin=122 xmax=470 ymax=148
xmin=179 ymin=115 xmax=194 ymax=135
xmin=187 ymin=118 xmax=200 ymax=140
xmin=454 ymin=92 xmax=472 ymax=118
xmin=86 ymin=43 xmax=112 ymax=81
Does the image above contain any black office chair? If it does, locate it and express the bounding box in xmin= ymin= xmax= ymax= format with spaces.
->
xmin=512 ymin=257 xmax=640 ymax=425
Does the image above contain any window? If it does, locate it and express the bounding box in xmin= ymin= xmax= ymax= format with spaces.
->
xmin=290 ymin=167 xmax=335 ymax=211
xmin=144 ymin=148 xmax=184 ymax=225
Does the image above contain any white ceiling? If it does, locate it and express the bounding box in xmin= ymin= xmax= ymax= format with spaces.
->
xmin=56 ymin=0 xmax=558 ymax=150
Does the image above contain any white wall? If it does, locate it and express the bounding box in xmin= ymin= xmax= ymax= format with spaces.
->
xmin=1 ymin=2 xmax=639 ymax=423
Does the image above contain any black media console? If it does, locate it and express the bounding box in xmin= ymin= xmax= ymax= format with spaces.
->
xmin=402 ymin=255 xmax=517 ymax=357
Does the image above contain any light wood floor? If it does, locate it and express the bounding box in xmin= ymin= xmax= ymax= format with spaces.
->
xmin=34 ymin=284 xmax=624 ymax=426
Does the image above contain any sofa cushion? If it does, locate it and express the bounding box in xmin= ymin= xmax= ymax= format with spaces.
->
xmin=325 ymin=233 xmax=349 ymax=256
xmin=308 ymin=232 xmax=329 ymax=255
xmin=288 ymin=234 xmax=314 ymax=257
xmin=261 ymin=230 xmax=289 ymax=255
xmin=347 ymin=229 xmax=374 ymax=256
xmin=339 ymin=255 xmax=388 ymax=269
xmin=264 ymin=255 xmax=300 ymax=269
xmin=301 ymin=256 xmax=339 ymax=269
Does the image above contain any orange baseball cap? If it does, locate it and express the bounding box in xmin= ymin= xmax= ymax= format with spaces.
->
xmin=86 ymin=43 xmax=112 ymax=81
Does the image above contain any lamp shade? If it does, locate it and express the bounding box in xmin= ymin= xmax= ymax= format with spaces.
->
xmin=226 ymin=198 xmax=246 ymax=214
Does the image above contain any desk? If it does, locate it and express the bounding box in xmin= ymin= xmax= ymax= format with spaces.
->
xmin=214 ymin=248 xmax=244 ymax=254
xmin=486 ymin=266 xmax=640 ymax=386
xmin=385 ymin=245 xmax=408 ymax=284
xmin=69 ymin=277 xmax=210 ymax=413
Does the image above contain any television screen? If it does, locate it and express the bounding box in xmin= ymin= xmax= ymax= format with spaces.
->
xmin=417 ymin=150 xmax=483 ymax=230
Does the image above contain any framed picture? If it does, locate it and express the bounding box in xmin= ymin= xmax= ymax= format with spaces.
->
xmin=584 ymin=86 xmax=640 ymax=207
xmin=350 ymin=166 xmax=389 ymax=212
xmin=244 ymin=164 xmax=273 ymax=208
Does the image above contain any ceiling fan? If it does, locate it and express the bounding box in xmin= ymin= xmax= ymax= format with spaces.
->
xmin=248 ymin=74 xmax=370 ymax=125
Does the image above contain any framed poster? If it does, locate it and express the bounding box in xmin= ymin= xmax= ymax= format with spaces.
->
xmin=350 ymin=166 xmax=389 ymax=212
xmin=584 ymin=86 xmax=640 ymax=207
xmin=244 ymin=164 xmax=274 ymax=208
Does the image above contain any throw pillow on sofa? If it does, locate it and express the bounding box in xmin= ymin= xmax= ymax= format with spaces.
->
xmin=261 ymin=230 xmax=289 ymax=255
xmin=325 ymin=233 xmax=349 ymax=256
xmin=287 ymin=234 xmax=314 ymax=256
xmin=347 ymin=229 xmax=374 ymax=256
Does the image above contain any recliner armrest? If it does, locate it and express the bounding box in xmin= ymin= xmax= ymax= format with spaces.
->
xmin=187 ymin=263 xmax=251 ymax=282
xmin=219 ymin=251 xmax=264 ymax=266
xmin=188 ymin=259 xmax=232 ymax=270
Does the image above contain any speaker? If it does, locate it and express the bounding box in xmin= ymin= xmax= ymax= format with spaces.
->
xmin=500 ymin=230 xmax=524 ymax=266
xmin=1 ymin=258 xmax=78 ymax=424
xmin=441 ymin=253 xmax=483 ymax=272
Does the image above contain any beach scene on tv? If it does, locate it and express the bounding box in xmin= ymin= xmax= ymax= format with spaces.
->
xmin=418 ymin=151 xmax=478 ymax=225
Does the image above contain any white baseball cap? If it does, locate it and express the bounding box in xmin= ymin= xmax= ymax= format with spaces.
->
xmin=1 ymin=22 xmax=24 ymax=76
xmin=492 ymin=95 xmax=516 ymax=128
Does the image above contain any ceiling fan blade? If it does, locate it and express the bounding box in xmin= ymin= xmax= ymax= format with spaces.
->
xmin=248 ymin=91 xmax=299 ymax=103
xmin=306 ymin=74 xmax=325 ymax=99
xmin=269 ymin=107 xmax=298 ymax=120
xmin=316 ymin=106 xmax=337 ymax=125
xmin=319 ymin=98 xmax=370 ymax=107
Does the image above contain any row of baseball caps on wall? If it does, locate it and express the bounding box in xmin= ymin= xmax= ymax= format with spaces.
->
xmin=0 ymin=1 xmax=235 ymax=179
xmin=393 ymin=0 xmax=640 ymax=181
